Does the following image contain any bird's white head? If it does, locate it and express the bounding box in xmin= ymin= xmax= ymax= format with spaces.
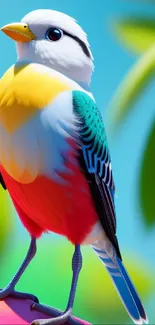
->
xmin=1 ymin=9 xmax=94 ymax=84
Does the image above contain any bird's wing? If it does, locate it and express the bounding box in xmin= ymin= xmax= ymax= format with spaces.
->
xmin=73 ymin=90 xmax=121 ymax=259
xmin=0 ymin=173 xmax=7 ymax=190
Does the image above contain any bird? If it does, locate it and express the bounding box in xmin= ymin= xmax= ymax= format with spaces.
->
xmin=0 ymin=9 xmax=148 ymax=325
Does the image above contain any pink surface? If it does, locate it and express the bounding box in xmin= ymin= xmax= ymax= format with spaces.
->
xmin=0 ymin=298 xmax=91 ymax=325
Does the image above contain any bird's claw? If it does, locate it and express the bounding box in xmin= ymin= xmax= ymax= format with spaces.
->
xmin=30 ymin=302 xmax=63 ymax=317
xmin=31 ymin=308 xmax=72 ymax=325
xmin=0 ymin=287 xmax=11 ymax=299
xmin=10 ymin=290 xmax=39 ymax=303
xmin=0 ymin=287 xmax=39 ymax=303
xmin=31 ymin=304 xmax=80 ymax=325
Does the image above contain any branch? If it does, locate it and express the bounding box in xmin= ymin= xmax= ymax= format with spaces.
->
xmin=0 ymin=297 xmax=91 ymax=325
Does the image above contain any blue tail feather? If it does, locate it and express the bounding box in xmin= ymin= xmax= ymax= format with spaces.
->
xmin=92 ymin=243 xmax=148 ymax=324
xmin=117 ymin=258 xmax=148 ymax=323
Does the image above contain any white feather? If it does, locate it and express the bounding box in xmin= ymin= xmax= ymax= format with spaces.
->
xmin=0 ymin=89 xmax=89 ymax=183
xmin=16 ymin=9 xmax=94 ymax=84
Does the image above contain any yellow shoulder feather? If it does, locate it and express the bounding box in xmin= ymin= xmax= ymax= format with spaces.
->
xmin=0 ymin=64 xmax=71 ymax=133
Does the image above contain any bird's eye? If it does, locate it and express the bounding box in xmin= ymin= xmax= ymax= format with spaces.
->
xmin=46 ymin=28 xmax=63 ymax=41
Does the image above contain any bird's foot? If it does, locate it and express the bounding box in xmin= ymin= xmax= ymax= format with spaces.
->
xmin=0 ymin=287 xmax=39 ymax=303
xmin=31 ymin=309 xmax=71 ymax=325
xmin=31 ymin=303 xmax=82 ymax=325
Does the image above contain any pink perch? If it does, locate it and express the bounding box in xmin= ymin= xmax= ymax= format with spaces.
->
xmin=0 ymin=298 xmax=91 ymax=325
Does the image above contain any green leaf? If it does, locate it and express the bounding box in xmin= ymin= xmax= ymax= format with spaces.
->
xmin=112 ymin=18 xmax=155 ymax=54
xmin=108 ymin=47 xmax=155 ymax=135
xmin=140 ymin=120 xmax=155 ymax=226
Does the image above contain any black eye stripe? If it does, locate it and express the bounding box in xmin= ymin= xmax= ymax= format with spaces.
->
xmin=63 ymin=30 xmax=91 ymax=58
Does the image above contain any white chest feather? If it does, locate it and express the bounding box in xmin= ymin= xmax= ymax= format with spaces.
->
xmin=0 ymin=91 xmax=77 ymax=183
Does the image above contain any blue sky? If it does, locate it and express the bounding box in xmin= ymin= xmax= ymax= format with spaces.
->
xmin=0 ymin=0 xmax=154 ymax=266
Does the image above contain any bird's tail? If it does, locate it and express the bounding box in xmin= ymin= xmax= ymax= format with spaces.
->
xmin=91 ymin=240 xmax=148 ymax=325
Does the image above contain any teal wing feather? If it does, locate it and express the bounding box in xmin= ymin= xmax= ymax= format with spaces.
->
xmin=72 ymin=90 xmax=121 ymax=259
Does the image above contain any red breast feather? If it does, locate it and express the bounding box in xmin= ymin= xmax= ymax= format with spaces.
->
xmin=1 ymin=140 xmax=98 ymax=244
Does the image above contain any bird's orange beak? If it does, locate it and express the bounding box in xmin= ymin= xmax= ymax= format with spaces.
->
xmin=1 ymin=22 xmax=36 ymax=42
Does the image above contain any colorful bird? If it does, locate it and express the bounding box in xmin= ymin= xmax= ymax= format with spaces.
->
xmin=0 ymin=9 xmax=148 ymax=325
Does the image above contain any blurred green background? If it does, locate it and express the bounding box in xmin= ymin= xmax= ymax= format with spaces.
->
xmin=0 ymin=0 xmax=154 ymax=324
